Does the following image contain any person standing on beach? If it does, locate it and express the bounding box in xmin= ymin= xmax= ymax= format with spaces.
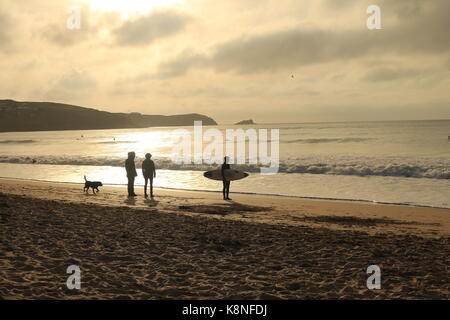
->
xmin=222 ymin=156 xmax=231 ymax=200
xmin=142 ymin=153 xmax=156 ymax=198
xmin=125 ymin=151 xmax=138 ymax=197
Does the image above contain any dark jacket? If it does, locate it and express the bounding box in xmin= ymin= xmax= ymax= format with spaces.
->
xmin=142 ymin=159 xmax=156 ymax=178
xmin=125 ymin=158 xmax=137 ymax=178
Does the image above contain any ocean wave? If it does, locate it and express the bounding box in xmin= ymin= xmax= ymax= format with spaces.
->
xmin=279 ymin=125 xmax=344 ymax=131
xmin=286 ymin=138 xmax=373 ymax=144
xmin=0 ymin=155 xmax=449 ymax=180
xmin=93 ymin=140 xmax=137 ymax=144
xmin=279 ymin=163 xmax=450 ymax=179
xmin=0 ymin=140 xmax=37 ymax=144
xmin=279 ymin=126 xmax=304 ymax=130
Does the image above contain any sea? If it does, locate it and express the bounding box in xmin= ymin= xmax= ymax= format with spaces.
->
xmin=0 ymin=120 xmax=449 ymax=208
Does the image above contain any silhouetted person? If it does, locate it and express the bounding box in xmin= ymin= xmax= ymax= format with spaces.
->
xmin=221 ymin=156 xmax=231 ymax=200
xmin=125 ymin=151 xmax=137 ymax=197
xmin=142 ymin=153 xmax=156 ymax=198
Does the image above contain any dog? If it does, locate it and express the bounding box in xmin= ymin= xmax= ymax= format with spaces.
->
xmin=83 ymin=176 xmax=103 ymax=194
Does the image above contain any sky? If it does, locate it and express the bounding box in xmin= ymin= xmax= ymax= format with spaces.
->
xmin=0 ymin=0 xmax=449 ymax=123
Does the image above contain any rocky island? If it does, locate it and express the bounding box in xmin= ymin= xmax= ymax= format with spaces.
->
xmin=234 ymin=119 xmax=255 ymax=125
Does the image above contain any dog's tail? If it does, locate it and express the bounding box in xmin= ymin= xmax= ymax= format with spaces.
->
xmin=84 ymin=175 xmax=87 ymax=182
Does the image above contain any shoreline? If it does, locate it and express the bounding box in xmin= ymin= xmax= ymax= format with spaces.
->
xmin=2 ymin=175 xmax=449 ymax=210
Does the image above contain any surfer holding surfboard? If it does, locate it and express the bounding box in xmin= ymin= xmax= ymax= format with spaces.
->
xmin=203 ymin=156 xmax=249 ymax=200
xmin=222 ymin=156 xmax=231 ymax=200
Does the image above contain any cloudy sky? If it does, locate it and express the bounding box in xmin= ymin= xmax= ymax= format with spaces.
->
xmin=1 ymin=0 xmax=449 ymax=123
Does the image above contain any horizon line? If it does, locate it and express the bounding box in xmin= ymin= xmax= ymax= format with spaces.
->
xmin=2 ymin=98 xmax=449 ymax=125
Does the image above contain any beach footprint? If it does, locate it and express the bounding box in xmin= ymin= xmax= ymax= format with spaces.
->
xmin=144 ymin=199 xmax=159 ymax=207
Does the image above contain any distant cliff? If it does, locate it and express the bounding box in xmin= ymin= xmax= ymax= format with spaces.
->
xmin=234 ymin=119 xmax=255 ymax=125
xmin=0 ymin=100 xmax=217 ymax=132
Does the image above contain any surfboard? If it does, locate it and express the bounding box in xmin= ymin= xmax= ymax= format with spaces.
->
xmin=203 ymin=169 xmax=249 ymax=181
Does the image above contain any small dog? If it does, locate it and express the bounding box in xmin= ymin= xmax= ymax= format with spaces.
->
xmin=83 ymin=176 xmax=103 ymax=194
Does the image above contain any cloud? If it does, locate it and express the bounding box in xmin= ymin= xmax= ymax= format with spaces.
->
xmin=380 ymin=0 xmax=450 ymax=53
xmin=211 ymin=29 xmax=368 ymax=74
xmin=384 ymin=0 xmax=423 ymax=18
xmin=43 ymin=25 xmax=90 ymax=47
xmin=152 ymin=0 xmax=450 ymax=76
xmin=155 ymin=27 xmax=376 ymax=75
xmin=41 ymin=5 xmax=100 ymax=47
xmin=210 ymin=0 xmax=450 ymax=73
xmin=153 ymin=28 xmax=371 ymax=76
xmin=362 ymin=68 xmax=423 ymax=82
xmin=113 ymin=9 xmax=190 ymax=46
xmin=56 ymin=70 xmax=97 ymax=89
xmin=0 ymin=11 xmax=14 ymax=52
xmin=125 ymin=51 xmax=208 ymax=80
xmin=323 ymin=0 xmax=356 ymax=10
xmin=156 ymin=52 xmax=208 ymax=78
xmin=43 ymin=70 xmax=97 ymax=100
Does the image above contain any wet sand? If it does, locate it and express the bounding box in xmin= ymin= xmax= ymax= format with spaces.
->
xmin=0 ymin=178 xmax=449 ymax=299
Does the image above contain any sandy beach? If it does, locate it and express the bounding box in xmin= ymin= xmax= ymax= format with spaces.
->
xmin=0 ymin=178 xmax=449 ymax=299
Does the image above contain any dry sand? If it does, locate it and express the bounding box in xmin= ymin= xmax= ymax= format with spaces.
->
xmin=0 ymin=178 xmax=449 ymax=299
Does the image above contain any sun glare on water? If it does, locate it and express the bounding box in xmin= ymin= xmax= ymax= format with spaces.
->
xmin=83 ymin=0 xmax=182 ymax=13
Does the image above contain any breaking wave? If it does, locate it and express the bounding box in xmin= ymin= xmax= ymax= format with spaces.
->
xmin=93 ymin=140 xmax=137 ymax=144
xmin=0 ymin=155 xmax=448 ymax=179
xmin=286 ymin=138 xmax=373 ymax=144
xmin=0 ymin=140 xmax=37 ymax=144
